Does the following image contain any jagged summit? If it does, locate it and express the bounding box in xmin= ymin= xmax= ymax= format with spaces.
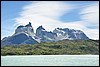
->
xmin=37 ymin=25 xmax=45 ymax=30
xmin=16 ymin=22 xmax=32 ymax=29
xmin=1 ymin=22 xmax=89 ymax=46
xmin=53 ymin=27 xmax=89 ymax=40
xmin=15 ymin=22 xmax=34 ymax=37
xmin=25 ymin=22 xmax=32 ymax=27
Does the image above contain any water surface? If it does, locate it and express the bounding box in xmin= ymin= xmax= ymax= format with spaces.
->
xmin=1 ymin=55 xmax=99 ymax=66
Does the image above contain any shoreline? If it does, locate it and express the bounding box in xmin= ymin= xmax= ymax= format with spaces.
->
xmin=1 ymin=55 xmax=99 ymax=57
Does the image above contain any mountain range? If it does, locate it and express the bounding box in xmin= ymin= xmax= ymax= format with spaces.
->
xmin=1 ymin=22 xmax=89 ymax=46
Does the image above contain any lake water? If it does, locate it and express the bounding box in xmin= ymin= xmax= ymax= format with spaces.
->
xmin=1 ymin=55 xmax=99 ymax=66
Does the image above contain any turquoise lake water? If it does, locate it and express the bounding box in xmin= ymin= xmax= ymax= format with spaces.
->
xmin=1 ymin=55 xmax=99 ymax=66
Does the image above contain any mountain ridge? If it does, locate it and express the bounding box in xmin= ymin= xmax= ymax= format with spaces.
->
xmin=1 ymin=22 xmax=89 ymax=46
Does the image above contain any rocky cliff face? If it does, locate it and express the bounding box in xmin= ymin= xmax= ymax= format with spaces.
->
xmin=15 ymin=22 xmax=35 ymax=37
xmin=53 ymin=28 xmax=89 ymax=40
xmin=36 ymin=26 xmax=57 ymax=42
xmin=1 ymin=22 xmax=38 ymax=47
xmin=1 ymin=22 xmax=89 ymax=46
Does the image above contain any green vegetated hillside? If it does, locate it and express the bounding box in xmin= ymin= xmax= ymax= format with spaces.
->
xmin=1 ymin=40 xmax=99 ymax=55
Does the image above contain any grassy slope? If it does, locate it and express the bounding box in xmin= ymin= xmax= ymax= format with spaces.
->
xmin=1 ymin=40 xmax=99 ymax=55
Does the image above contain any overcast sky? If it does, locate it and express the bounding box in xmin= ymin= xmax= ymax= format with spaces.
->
xmin=1 ymin=1 xmax=99 ymax=40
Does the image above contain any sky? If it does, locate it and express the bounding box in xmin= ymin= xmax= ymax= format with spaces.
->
xmin=1 ymin=1 xmax=99 ymax=40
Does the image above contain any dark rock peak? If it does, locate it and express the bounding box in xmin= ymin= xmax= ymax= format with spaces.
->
xmin=37 ymin=25 xmax=45 ymax=30
xmin=49 ymin=31 xmax=52 ymax=33
xmin=56 ymin=28 xmax=68 ymax=30
xmin=25 ymin=22 xmax=32 ymax=27
xmin=15 ymin=22 xmax=34 ymax=34
xmin=70 ymin=29 xmax=82 ymax=32
xmin=17 ymin=22 xmax=32 ymax=29
xmin=57 ymin=27 xmax=60 ymax=29
xmin=56 ymin=28 xmax=82 ymax=33
xmin=56 ymin=28 xmax=64 ymax=30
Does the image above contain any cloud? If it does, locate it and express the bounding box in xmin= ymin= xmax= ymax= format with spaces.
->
xmin=15 ymin=1 xmax=99 ymax=40
xmin=79 ymin=2 xmax=99 ymax=39
xmin=15 ymin=1 xmax=74 ymax=31
xmin=21 ymin=1 xmax=74 ymax=19
xmin=80 ymin=2 xmax=99 ymax=27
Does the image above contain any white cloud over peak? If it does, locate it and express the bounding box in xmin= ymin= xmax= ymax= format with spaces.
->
xmin=15 ymin=1 xmax=99 ymax=40
xmin=15 ymin=1 xmax=74 ymax=31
